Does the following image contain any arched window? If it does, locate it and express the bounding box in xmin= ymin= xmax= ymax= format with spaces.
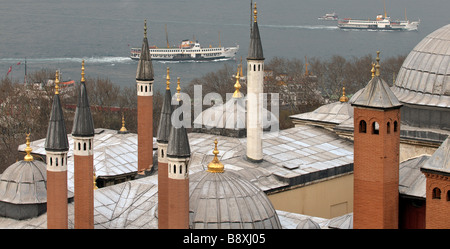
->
xmin=394 ymin=121 xmax=398 ymax=132
xmin=161 ymin=149 xmax=164 ymax=158
xmin=62 ymin=157 xmax=64 ymax=166
xmin=50 ymin=157 xmax=53 ymax=166
xmin=179 ymin=164 xmax=182 ymax=174
xmin=145 ymin=85 xmax=148 ymax=92
xmin=372 ymin=122 xmax=379 ymax=135
xmin=447 ymin=191 xmax=450 ymax=201
xmin=173 ymin=164 xmax=176 ymax=174
xmin=89 ymin=140 xmax=92 ymax=150
xmin=433 ymin=187 xmax=441 ymax=199
xmin=84 ymin=142 xmax=87 ymax=151
xmin=78 ymin=142 xmax=81 ymax=151
xmin=254 ymin=64 xmax=256 ymax=71
xmin=55 ymin=157 xmax=59 ymax=166
xmin=359 ymin=120 xmax=367 ymax=133
xmin=387 ymin=122 xmax=391 ymax=134
xmin=140 ymin=85 xmax=143 ymax=92
xmin=258 ymin=64 xmax=261 ymax=71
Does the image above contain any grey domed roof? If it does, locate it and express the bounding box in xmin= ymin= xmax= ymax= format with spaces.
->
xmin=193 ymin=97 xmax=278 ymax=137
xmin=392 ymin=24 xmax=450 ymax=108
xmin=0 ymin=160 xmax=47 ymax=204
xmin=189 ymin=170 xmax=281 ymax=229
xmin=290 ymin=101 xmax=353 ymax=125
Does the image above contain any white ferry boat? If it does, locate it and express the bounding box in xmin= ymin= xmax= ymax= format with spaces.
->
xmin=130 ymin=40 xmax=239 ymax=61
xmin=338 ymin=14 xmax=419 ymax=31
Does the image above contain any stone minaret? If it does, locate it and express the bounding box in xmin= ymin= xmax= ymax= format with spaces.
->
xmin=167 ymin=78 xmax=191 ymax=229
xmin=351 ymin=52 xmax=402 ymax=229
xmin=45 ymin=71 xmax=70 ymax=229
xmin=246 ymin=3 xmax=264 ymax=162
xmin=72 ymin=60 xmax=95 ymax=229
xmin=157 ymin=67 xmax=173 ymax=229
xmin=136 ymin=20 xmax=155 ymax=174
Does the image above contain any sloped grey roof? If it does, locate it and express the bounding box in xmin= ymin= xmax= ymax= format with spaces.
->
xmin=248 ymin=21 xmax=264 ymax=60
xmin=45 ymin=94 xmax=69 ymax=151
xmin=72 ymin=81 xmax=95 ymax=137
xmin=328 ymin=213 xmax=353 ymax=229
xmin=351 ymin=76 xmax=402 ymax=109
xmin=392 ymin=24 xmax=450 ymax=108
xmin=290 ymin=101 xmax=353 ymax=125
xmin=189 ymin=169 xmax=281 ymax=229
xmin=421 ymin=137 xmax=450 ymax=175
xmin=399 ymin=155 xmax=428 ymax=198
xmin=296 ymin=218 xmax=321 ymax=229
xmin=136 ymin=36 xmax=154 ymax=81
xmin=157 ymin=89 xmax=173 ymax=143
xmin=0 ymin=160 xmax=47 ymax=204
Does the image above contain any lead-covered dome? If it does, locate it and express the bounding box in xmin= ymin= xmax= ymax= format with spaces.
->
xmin=0 ymin=160 xmax=47 ymax=220
xmin=189 ymin=170 xmax=282 ymax=229
xmin=392 ymin=24 xmax=450 ymax=130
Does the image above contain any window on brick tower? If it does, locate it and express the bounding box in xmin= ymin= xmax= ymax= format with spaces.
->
xmin=432 ymin=187 xmax=441 ymax=199
xmin=387 ymin=122 xmax=391 ymax=134
xmin=359 ymin=120 xmax=367 ymax=133
xmin=394 ymin=121 xmax=398 ymax=132
xmin=447 ymin=191 xmax=450 ymax=201
xmin=372 ymin=122 xmax=379 ymax=135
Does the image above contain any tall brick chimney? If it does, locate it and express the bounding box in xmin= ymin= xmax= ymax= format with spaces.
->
xmin=157 ymin=67 xmax=173 ymax=228
xmin=136 ymin=20 xmax=155 ymax=174
xmin=72 ymin=60 xmax=95 ymax=229
xmin=45 ymin=71 xmax=70 ymax=229
xmin=351 ymin=52 xmax=402 ymax=229
xmin=167 ymin=78 xmax=191 ymax=229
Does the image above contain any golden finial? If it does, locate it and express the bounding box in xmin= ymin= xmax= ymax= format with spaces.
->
xmin=24 ymin=132 xmax=34 ymax=162
xmin=253 ymin=2 xmax=258 ymax=22
xmin=339 ymin=86 xmax=348 ymax=103
xmin=371 ymin=63 xmax=376 ymax=79
xmin=81 ymin=60 xmax=85 ymax=83
xmin=144 ymin=19 xmax=147 ymax=38
xmin=233 ymin=66 xmax=243 ymax=98
xmin=207 ymin=139 xmax=224 ymax=173
xmin=166 ymin=67 xmax=170 ymax=90
xmin=375 ymin=51 xmax=381 ymax=77
xmin=93 ymin=171 xmax=98 ymax=190
xmin=119 ymin=113 xmax=128 ymax=133
xmin=176 ymin=77 xmax=181 ymax=101
xmin=55 ymin=70 xmax=60 ymax=95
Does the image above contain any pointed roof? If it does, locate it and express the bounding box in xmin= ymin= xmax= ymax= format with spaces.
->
xmin=247 ymin=3 xmax=264 ymax=60
xmin=136 ymin=20 xmax=154 ymax=81
xmin=351 ymin=52 xmax=402 ymax=109
xmin=421 ymin=137 xmax=450 ymax=176
xmin=72 ymin=61 xmax=95 ymax=137
xmin=45 ymin=71 xmax=69 ymax=151
xmin=157 ymin=67 xmax=173 ymax=143
xmin=167 ymin=78 xmax=190 ymax=158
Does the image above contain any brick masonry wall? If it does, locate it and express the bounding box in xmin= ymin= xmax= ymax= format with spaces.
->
xmin=74 ymin=155 xmax=94 ymax=229
xmin=424 ymin=173 xmax=450 ymax=229
xmin=138 ymin=95 xmax=153 ymax=173
xmin=353 ymin=107 xmax=401 ymax=229
xmin=47 ymin=171 xmax=68 ymax=229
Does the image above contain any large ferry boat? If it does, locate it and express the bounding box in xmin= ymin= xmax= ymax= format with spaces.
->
xmin=130 ymin=39 xmax=239 ymax=61
xmin=338 ymin=14 xmax=419 ymax=31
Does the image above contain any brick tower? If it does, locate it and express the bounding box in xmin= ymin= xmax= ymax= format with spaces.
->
xmin=45 ymin=71 xmax=70 ymax=229
xmin=72 ymin=60 xmax=95 ymax=229
xmin=420 ymin=137 xmax=450 ymax=229
xmin=136 ymin=20 xmax=155 ymax=174
xmin=246 ymin=2 xmax=264 ymax=162
xmin=167 ymin=78 xmax=191 ymax=229
xmin=351 ymin=53 xmax=402 ymax=229
xmin=157 ymin=67 xmax=173 ymax=229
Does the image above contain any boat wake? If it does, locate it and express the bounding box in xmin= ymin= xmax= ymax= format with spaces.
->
xmin=261 ymin=24 xmax=338 ymax=30
xmin=0 ymin=56 xmax=133 ymax=64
